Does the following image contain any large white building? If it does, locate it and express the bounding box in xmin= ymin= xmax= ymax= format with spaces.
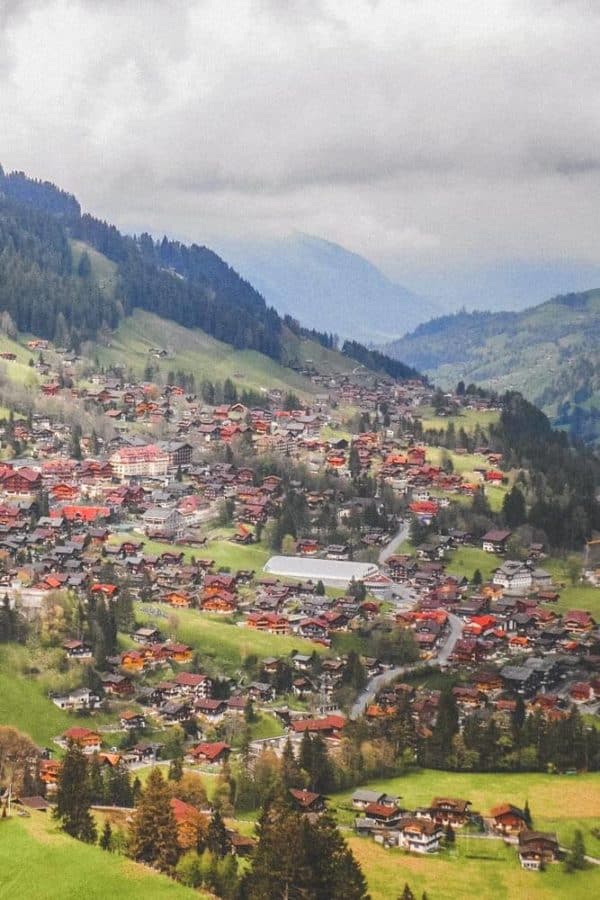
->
xmin=264 ymin=555 xmax=379 ymax=588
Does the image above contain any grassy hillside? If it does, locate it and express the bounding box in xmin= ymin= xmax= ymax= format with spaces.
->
xmin=0 ymin=814 xmax=199 ymax=899
xmin=386 ymin=290 xmax=600 ymax=441
xmin=135 ymin=604 xmax=324 ymax=675
xmin=91 ymin=309 xmax=336 ymax=398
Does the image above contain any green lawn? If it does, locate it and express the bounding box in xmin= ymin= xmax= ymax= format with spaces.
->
xmin=445 ymin=546 xmax=501 ymax=583
xmin=70 ymin=239 xmax=118 ymax=296
xmin=334 ymin=769 xmax=600 ymax=900
xmin=0 ymin=815 xmax=201 ymax=899
xmin=135 ymin=604 xmax=323 ymax=675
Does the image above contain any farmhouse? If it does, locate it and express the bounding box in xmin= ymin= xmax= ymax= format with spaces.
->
xmin=482 ymin=530 xmax=512 ymax=553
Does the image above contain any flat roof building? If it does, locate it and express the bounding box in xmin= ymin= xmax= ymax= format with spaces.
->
xmin=263 ymin=555 xmax=379 ymax=588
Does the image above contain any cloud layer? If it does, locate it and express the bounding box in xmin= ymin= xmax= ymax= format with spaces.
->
xmin=1 ymin=0 xmax=599 ymax=277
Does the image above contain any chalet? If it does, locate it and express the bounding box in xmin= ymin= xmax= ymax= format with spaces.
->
xmin=101 ymin=673 xmax=133 ymax=696
xmin=518 ymin=830 xmax=560 ymax=870
xmin=60 ymin=726 xmax=102 ymax=754
xmin=62 ymin=639 xmax=93 ymax=660
xmin=289 ymin=788 xmax=326 ymax=813
xmin=194 ymin=698 xmax=227 ymax=720
xmin=2 ymin=467 xmax=42 ymax=493
xmin=119 ymin=710 xmax=147 ymax=730
xmin=246 ymin=612 xmax=290 ymax=634
xmin=425 ymin=797 xmax=472 ymax=827
xmin=161 ymin=700 xmax=193 ymax=724
xmin=360 ymin=803 xmax=403 ymax=827
xmin=188 ymin=741 xmax=231 ymax=765
xmin=291 ymin=715 xmax=346 ymax=737
xmin=563 ymin=609 xmax=595 ymax=634
xmin=172 ymin=672 xmax=212 ymax=698
xmin=390 ymin=818 xmax=443 ymax=854
xmin=490 ymin=804 xmax=529 ymax=835
xmin=482 ymin=530 xmax=512 ymax=554
xmin=133 ymin=626 xmax=161 ymax=644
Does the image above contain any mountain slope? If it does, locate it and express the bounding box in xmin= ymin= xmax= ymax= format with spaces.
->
xmin=217 ymin=233 xmax=441 ymax=343
xmin=385 ymin=290 xmax=600 ymax=441
xmin=0 ymin=164 xmax=418 ymax=383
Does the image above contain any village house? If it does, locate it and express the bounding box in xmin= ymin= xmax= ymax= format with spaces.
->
xmin=518 ymin=830 xmax=560 ymax=870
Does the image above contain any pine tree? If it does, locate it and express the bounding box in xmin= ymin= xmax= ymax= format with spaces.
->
xmin=206 ymin=808 xmax=231 ymax=858
xmin=400 ymin=886 xmax=415 ymax=900
xmin=168 ymin=753 xmax=183 ymax=782
xmin=523 ymin=799 xmax=532 ymax=827
xmin=241 ymin=794 xmax=368 ymax=900
xmin=129 ymin=767 xmax=179 ymax=872
xmin=572 ymin=828 xmax=586 ymax=870
xmin=280 ymin=737 xmax=302 ymax=790
xmin=100 ymin=820 xmax=113 ymax=851
xmin=53 ymin=741 xmax=97 ymax=843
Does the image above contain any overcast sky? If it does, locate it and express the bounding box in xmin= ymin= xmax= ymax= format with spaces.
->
xmin=1 ymin=0 xmax=600 ymax=282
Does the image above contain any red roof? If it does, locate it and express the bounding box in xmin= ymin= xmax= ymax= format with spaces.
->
xmin=291 ymin=715 xmax=346 ymax=733
xmin=191 ymin=741 xmax=230 ymax=761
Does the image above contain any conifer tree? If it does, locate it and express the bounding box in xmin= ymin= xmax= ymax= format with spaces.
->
xmin=100 ymin=820 xmax=113 ymax=851
xmin=206 ymin=808 xmax=231 ymax=858
xmin=129 ymin=767 xmax=179 ymax=872
xmin=53 ymin=741 xmax=97 ymax=843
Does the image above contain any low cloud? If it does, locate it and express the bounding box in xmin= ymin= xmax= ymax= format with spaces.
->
xmin=1 ymin=0 xmax=600 ymax=275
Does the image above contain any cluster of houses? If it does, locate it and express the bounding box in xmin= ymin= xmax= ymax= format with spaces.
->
xmin=351 ymin=790 xmax=560 ymax=869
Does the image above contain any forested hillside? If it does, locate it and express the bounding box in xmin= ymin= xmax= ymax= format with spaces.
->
xmin=0 ymin=165 xmax=416 ymax=380
xmin=385 ymin=291 xmax=600 ymax=441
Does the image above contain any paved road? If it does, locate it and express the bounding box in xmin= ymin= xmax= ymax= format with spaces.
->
xmin=378 ymin=520 xmax=410 ymax=565
xmin=436 ymin=612 xmax=464 ymax=666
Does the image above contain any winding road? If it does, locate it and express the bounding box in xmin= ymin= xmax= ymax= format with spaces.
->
xmin=349 ymin=519 xmax=464 ymax=718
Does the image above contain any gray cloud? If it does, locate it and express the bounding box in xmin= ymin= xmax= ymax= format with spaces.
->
xmin=1 ymin=0 xmax=600 ymax=278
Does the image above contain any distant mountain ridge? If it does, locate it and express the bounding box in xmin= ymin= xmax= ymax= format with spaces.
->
xmin=217 ymin=233 xmax=442 ymax=343
xmin=0 ymin=163 xmax=419 ymax=381
xmin=384 ymin=290 xmax=600 ymax=442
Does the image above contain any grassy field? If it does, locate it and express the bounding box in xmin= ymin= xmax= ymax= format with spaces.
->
xmin=347 ymin=832 xmax=599 ymax=900
xmin=134 ymin=604 xmax=323 ymax=674
xmin=0 ymin=644 xmax=119 ymax=747
xmin=333 ymin=769 xmax=600 ymax=900
xmin=93 ymin=310 xmax=318 ymax=399
xmin=543 ymin=558 xmax=600 ymax=619
xmin=418 ymin=406 xmax=501 ymax=434
xmin=445 ymin=546 xmax=501 ymax=583
xmin=109 ymin=529 xmax=271 ymax=574
xmin=0 ymin=814 xmax=201 ymax=899
xmin=70 ymin=239 xmax=118 ymax=296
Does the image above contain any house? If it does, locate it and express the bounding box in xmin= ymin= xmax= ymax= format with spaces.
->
xmin=362 ymin=803 xmax=403 ymax=827
xmin=194 ymin=698 xmax=227 ymax=721
xmin=351 ymin=790 xmax=399 ymax=811
xmin=62 ymin=639 xmax=93 ymax=660
xmin=482 ymin=530 xmax=512 ymax=554
xmin=291 ymin=715 xmax=346 ymax=737
xmin=289 ymin=788 xmax=326 ymax=813
xmin=493 ymin=561 xmax=532 ymax=594
xmin=132 ymin=626 xmax=161 ymax=644
xmin=563 ymin=609 xmax=595 ymax=634
xmin=60 ymin=726 xmax=102 ymax=754
xmin=119 ymin=711 xmax=147 ymax=730
xmin=173 ymin=672 xmax=212 ymax=699
xmin=490 ymin=803 xmax=529 ymax=835
xmin=392 ymin=817 xmax=443 ymax=853
xmin=426 ymin=797 xmax=472 ymax=827
xmin=188 ymin=741 xmax=231 ymax=765
xmin=518 ymin=830 xmax=560 ymax=870
xmin=52 ymin=687 xmax=100 ymax=711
